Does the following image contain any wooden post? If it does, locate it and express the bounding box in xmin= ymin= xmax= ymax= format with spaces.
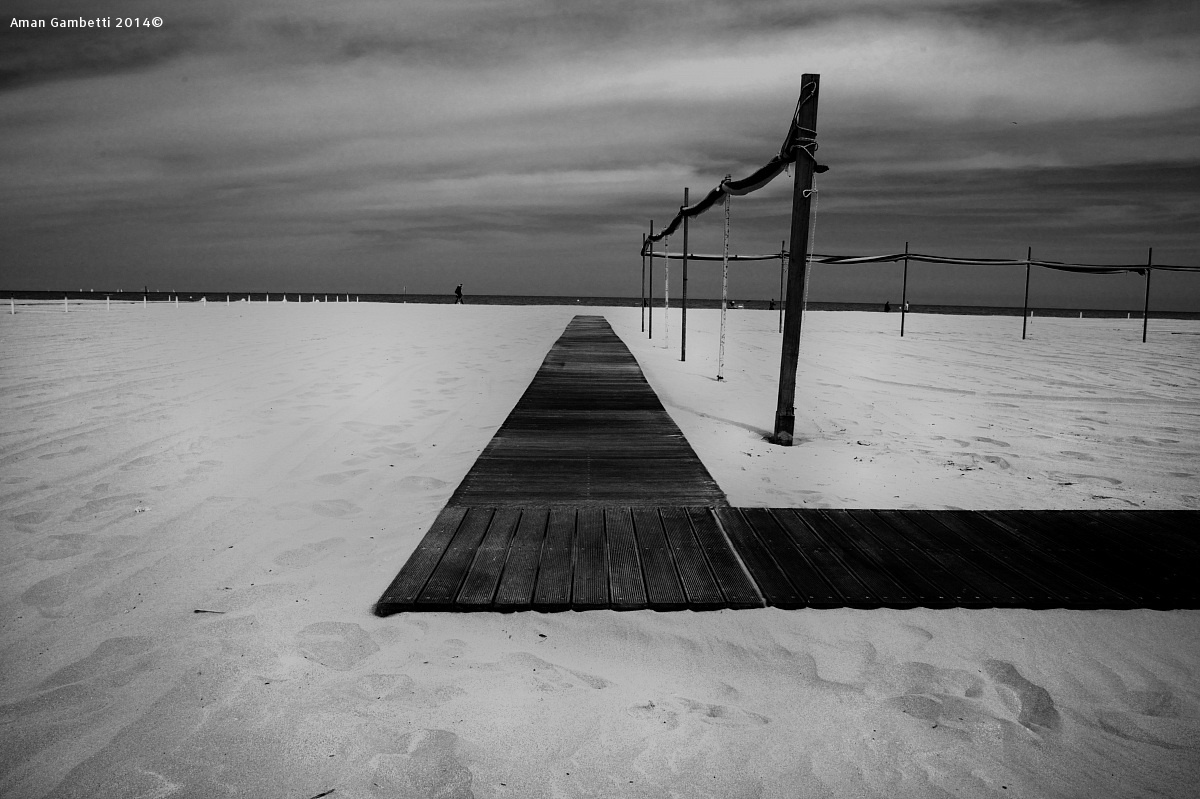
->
xmin=640 ymin=234 xmax=646 ymax=333
xmin=771 ymin=75 xmax=821 ymax=446
xmin=64 ymin=296 xmax=68 ymax=313
xmin=1022 ymin=246 xmax=1031 ymax=340
xmin=663 ymin=238 xmax=670 ymax=347
xmin=900 ymin=241 xmax=909 ymax=337
xmin=648 ymin=221 xmax=654 ymax=339
xmin=718 ymin=177 xmax=731 ymax=381
xmin=1142 ymin=247 xmax=1153 ymax=343
xmin=681 ymin=188 xmax=689 ymax=362
xmin=778 ymin=240 xmax=785 ymax=334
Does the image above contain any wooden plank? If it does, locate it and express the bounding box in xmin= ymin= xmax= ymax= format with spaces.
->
xmin=374 ymin=507 xmax=468 ymax=615
xmin=795 ymin=510 xmax=915 ymax=607
xmin=766 ymin=508 xmax=876 ymax=607
xmin=843 ymin=510 xmax=963 ymax=608
xmin=976 ymin=511 xmax=1135 ymax=608
xmin=631 ymin=509 xmax=687 ymax=610
xmin=532 ymin=508 xmax=575 ymax=611
xmin=716 ymin=508 xmax=806 ymax=608
xmin=416 ymin=508 xmax=494 ymax=610
xmin=871 ymin=510 xmax=1003 ymax=607
xmin=932 ymin=511 xmax=1071 ymax=608
xmin=1092 ymin=510 xmax=1200 ymax=554
xmin=605 ymin=508 xmax=649 ymax=610
xmin=572 ymin=507 xmax=610 ymax=609
xmin=455 ymin=508 xmax=521 ymax=610
xmin=990 ymin=510 xmax=1159 ymax=607
xmin=493 ymin=507 xmax=550 ymax=611
xmin=828 ymin=509 xmax=954 ymax=607
xmin=911 ymin=511 xmax=1053 ymax=607
xmin=446 ymin=316 xmax=727 ymax=508
xmin=686 ymin=508 xmax=763 ymax=609
xmin=660 ymin=507 xmax=724 ymax=609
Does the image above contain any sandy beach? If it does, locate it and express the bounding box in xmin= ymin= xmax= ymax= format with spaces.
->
xmin=2 ymin=301 xmax=1199 ymax=798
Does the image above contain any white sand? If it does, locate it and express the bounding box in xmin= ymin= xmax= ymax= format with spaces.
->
xmin=2 ymin=302 xmax=1198 ymax=798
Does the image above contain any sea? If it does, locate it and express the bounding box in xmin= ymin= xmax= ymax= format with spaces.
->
xmin=7 ymin=291 xmax=1200 ymax=320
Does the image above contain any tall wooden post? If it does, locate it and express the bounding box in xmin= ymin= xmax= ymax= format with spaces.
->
xmin=1142 ymin=247 xmax=1153 ymax=343
xmin=718 ymin=178 xmax=731 ymax=381
xmin=681 ymin=187 xmax=689 ymax=361
xmin=900 ymin=241 xmax=909 ymax=337
xmin=640 ymin=234 xmax=646 ymax=333
xmin=771 ymin=75 xmax=821 ymax=446
xmin=648 ymin=221 xmax=654 ymax=339
xmin=1021 ymin=246 xmax=1032 ymax=340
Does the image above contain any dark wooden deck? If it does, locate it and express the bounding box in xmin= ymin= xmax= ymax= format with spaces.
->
xmin=447 ymin=315 xmax=726 ymax=507
xmin=375 ymin=506 xmax=1200 ymax=613
xmin=374 ymin=315 xmax=1200 ymax=615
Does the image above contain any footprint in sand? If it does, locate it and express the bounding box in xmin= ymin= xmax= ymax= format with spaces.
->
xmin=274 ymin=537 xmax=344 ymax=568
xmin=296 ymin=621 xmax=379 ymax=671
xmin=65 ymin=494 xmax=142 ymax=522
xmin=3 ymin=636 xmax=156 ymax=719
xmin=38 ymin=445 xmax=88 ymax=461
xmin=984 ymin=660 xmax=1060 ymax=730
xmin=1059 ymin=450 xmax=1097 ymax=462
xmin=973 ymin=437 xmax=1011 ymax=447
xmin=314 ymin=469 xmax=367 ymax=486
xmin=627 ymin=696 xmax=769 ymax=729
xmin=370 ymin=729 xmax=474 ymax=798
xmin=502 ymin=652 xmax=610 ymax=691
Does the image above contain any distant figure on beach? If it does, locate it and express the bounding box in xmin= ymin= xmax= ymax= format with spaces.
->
xmin=884 ymin=300 xmax=891 ymax=313
xmin=454 ymin=284 xmax=463 ymax=304
xmin=769 ymin=299 xmax=775 ymax=311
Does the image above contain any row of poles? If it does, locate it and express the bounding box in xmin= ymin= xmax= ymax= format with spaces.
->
xmin=636 ymin=75 xmax=823 ymax=445
xmin=11 ymin=294 xmax=361 ymax=313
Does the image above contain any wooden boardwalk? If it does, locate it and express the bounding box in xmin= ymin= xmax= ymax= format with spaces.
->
xmin=374 ymin=315 xmax=1200 ymax=615
xmin=447 ymin=315 xmax=726 ymax=507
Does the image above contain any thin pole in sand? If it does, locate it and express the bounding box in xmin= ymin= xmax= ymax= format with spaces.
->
xmin=640 ymin=234 xmax=646 ymax=333
xmin=9 ymin=297 xmax=13 ymax=315
xmin=718 ymin=178 xmax=731 ymax=381
xmin=663 ymin=237 xmax=670 ymax=347
xmin=772 ymin=74 xmax=821 ymax=446
xmin=64 ymin=296 xmax=68 ymax=313
xmin=1142 ymin=247 xmax=1153 ymax=343
xmin=681 ymin=187 xmax=689 ymax=362
xmin=1022 ymin=246 xmax=1032 ymax=340
xmin=901 ymin=241 xmax=910 ymax=337
xmin=779 ymin=240 xmax=786 ymax=334
xmin=648 ymin=220 xmax=655 ymax=339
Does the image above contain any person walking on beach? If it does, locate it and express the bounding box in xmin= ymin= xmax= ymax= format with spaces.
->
xmin=454 ymin=284 xmax=463 ymax=304
xmin=884 ymin=300 xmax=891 ymax=313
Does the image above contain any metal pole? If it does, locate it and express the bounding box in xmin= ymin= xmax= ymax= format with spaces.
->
xmin=648 ymin=221 xmax=654 ymax=339
xmin=681 ymin=188 xmax=689 ymax=362
xmin=1022 ymin=246 xmax=1032 ymax=340
xmin=772 ymin=75 xmax=821 ymax=445
xmin=640 ymin=234 xmax=646 ymax=333
xmin=900 ymin=241 xmax=909 ymax=338
xmin=1142 ymin=247 xmax=1153 ymax=343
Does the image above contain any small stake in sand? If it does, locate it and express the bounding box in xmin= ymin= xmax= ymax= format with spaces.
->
xmin=640 ymin=235 xmax=647 ymax=333
xmin=64 ymin=296 xmax=68 ymax=313
xmin=901 ymin=242 xmax=910 ymax=337
xmin=648 ymin=220 xmax=655 ymax=339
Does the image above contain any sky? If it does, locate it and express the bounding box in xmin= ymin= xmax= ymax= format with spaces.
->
xmin=2 ymin=0 xmax=1199 ymax=309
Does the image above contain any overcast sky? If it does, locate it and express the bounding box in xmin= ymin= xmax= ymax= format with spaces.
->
xmin=3 ymin=0 xmax=1199 ymax=308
